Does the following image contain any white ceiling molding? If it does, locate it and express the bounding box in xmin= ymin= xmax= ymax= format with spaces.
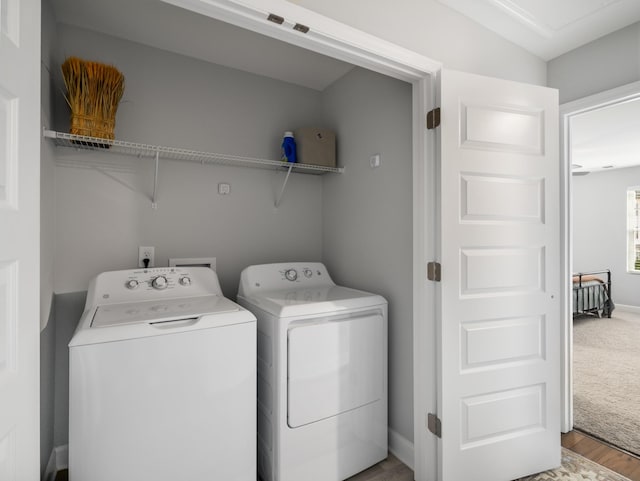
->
xmin=438 ymin=0 xmax=640 ymax=60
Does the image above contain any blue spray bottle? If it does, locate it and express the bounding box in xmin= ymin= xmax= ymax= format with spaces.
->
xmin=281 ymin=131 xmax=297 ymax=163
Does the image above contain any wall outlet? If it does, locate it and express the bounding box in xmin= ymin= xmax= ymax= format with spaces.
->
xmin=218 ymin=183 xmax=231 ymax=195
xmin=138 ymin=246 xmax=155 ymax=268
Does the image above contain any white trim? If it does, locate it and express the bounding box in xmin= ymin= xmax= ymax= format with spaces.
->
xmin=560 ymin=79 xmax=640 ymax=434
xmin=156 ymin=2 xmax=441 ymax=480
xmin=43 ymin=444 xmax=68 ymax=481
xmin=614 ymin=303 xmax=640 ymax=314
xmin=413 ymin=74 xmax=438 ymax=481
xmin=559 ymin=93 xmax=573 ymax=434
xmin=389 ymin=428 xmax=415 ymax=471
xmin=561 ymin=80 xmax=640 ymax=115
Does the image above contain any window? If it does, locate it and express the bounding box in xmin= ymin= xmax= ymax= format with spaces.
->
xmin=627 ymin=187 xmax=640 ymax=272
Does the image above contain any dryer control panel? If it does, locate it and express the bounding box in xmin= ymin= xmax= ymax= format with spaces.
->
xmin=238 ymin=262 xmax=335 ymax=297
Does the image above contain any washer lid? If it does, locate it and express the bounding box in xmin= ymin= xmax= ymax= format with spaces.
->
xmin=242 ymin=286 xmax=386 ymax=317
xmin=91 ymin=295 xmax=241 ymax=328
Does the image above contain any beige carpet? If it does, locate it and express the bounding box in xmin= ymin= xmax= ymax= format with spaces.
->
xmin=517 ymin=448 xmax=632 ymax=481
xmin=573 ymin=311 xmax=640 ymax=456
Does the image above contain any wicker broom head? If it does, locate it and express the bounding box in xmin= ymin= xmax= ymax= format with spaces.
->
xmin=62 ymin=57 xmax=125 ymax=141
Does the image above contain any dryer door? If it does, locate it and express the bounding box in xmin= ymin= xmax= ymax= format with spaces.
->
xmin=287 ymin=311 xmax=385 ymax=428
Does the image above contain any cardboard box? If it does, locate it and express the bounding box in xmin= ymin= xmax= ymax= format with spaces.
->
xmin=294 ymin=128 xmax=336 ymax=167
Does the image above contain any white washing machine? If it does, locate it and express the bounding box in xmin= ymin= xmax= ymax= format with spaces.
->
xmin=237 ymin=262 xmax=388 ymax=481
xmin=69 ymin=267 xmax=256 ymax=481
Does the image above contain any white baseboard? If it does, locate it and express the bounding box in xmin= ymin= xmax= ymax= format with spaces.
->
xmin=388 ymin=428 xmax=414 ymax=471
xmin=614 ymin=304 xmax=640 ymax=314
xmin=43 ymin=444 xmax=68 ymax=481
xmin=45 ymin=437 xmax=414 ymax=478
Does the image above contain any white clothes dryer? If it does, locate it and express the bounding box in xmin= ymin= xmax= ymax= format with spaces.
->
xmin=69 ymin=267 xmax=256 ymax=481
xmin=237 ymin=262 xmax=388 ymax=481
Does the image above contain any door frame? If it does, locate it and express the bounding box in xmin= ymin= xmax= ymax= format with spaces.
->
xmin=159 ymin=1 xmax=441 ymax=479
xmin=560 ymin=80 xmax=640 ymax=432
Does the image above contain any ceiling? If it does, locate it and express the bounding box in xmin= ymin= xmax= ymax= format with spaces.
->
xmin=571 ymin=97 xmax=640 ymax=174
xmin=438 ymin=0 xmax=640 ymax=60
xmin=49 ymin=0 xmax=354 ymax=91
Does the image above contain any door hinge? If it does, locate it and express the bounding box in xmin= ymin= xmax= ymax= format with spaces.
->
xmin=427 ymin=413 xmax=442 ymax=438
xmin=427 ymin=107 xmax=441 ymax=129
xmin=427 ymin=262 xmax=441 ymax=282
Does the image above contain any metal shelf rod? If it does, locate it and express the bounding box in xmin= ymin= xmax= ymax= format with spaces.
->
xmin=275 ymin=163 xmax=294 ymax=208
xmin=152 ymin=151 xmax=159 ymax=209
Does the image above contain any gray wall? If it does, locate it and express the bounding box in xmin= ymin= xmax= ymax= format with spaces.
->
xmin=52 ymin=292 xmax=87 ymax=448
xmin=573 ymin=167 xmax=640 ymax=307
xmin=288 ymin=0 xmax=546 ymax=85
xmin=52 ymin=25 xmax=326 ymax=297
xmin=40 ymin=304 xmax=56 ymax=478
xmin=321 ymin=68 xmax=413 ymax=441
xmin=548 ymin=22 xmax=640 ymax=104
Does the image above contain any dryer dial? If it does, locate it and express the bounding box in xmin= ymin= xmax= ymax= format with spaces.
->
xmin=284 ymin=269 xmax=298 ymax=282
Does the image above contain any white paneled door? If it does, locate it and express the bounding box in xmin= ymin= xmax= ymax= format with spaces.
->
xmin=437 ymin=69 xmax=560 ymax=481
xmin=0 ymin=0 xmax=41 ymax=479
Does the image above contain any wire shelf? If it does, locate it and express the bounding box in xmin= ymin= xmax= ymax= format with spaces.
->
xmin=43 ymin=130 xmax=344 ymax=175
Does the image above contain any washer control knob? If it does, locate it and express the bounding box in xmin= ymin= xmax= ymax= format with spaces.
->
xmin=284 ymin=269 xmax=298 ymax=282
xmin=125 ymin=279 xmax=139 ymax=290
xmin=152 ymin=275 xmax=168 ymax=290
xmin=179 ymin=276 xmax=191 ymax=286
xmin=303 ymin=268 xmax=313 ymax=278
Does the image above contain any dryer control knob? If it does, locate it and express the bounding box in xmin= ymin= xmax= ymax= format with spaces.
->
xmin=152 ymin=275 xmax=168 ymax=290
xmin=284 ymin=269 xmax=298 ymax=282
xmin=179 ymin=276 xmax=191 ymax=286
xmin=125 ymin=279 xmax=139 ymax=290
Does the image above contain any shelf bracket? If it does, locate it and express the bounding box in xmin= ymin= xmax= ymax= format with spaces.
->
xmin=152 ymin=151 xmax=159 ymax=209
xmin=275 ymin=163 xmax=294 ymax=208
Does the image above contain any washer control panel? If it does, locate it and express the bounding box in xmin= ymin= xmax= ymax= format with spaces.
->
xmin=122 ymin=268 xmax=194 ymax=292
xmin=87 ymin=267 xmax=223 ymax=307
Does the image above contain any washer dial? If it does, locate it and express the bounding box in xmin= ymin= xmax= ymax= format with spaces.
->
xmin=151 ymin=275 xmax=168 ymax=290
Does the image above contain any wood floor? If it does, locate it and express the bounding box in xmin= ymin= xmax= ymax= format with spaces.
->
xmin=346 ymin=453 xmax=413 ymax=481
xmin=351 ymin=431 xmax=640 ymax=481
xmin=562 ymin=430 xmax=640 ymax=481
xmin=53 ymin=433 xmax=640 ymax=481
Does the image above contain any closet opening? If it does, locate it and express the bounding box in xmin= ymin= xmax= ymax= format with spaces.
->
xmin=41 ymin=1 xmax=439 ymax=480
